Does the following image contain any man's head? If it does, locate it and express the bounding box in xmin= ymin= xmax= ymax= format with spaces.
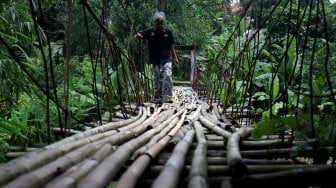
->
xmin=153 ymin=11 xmax=166 ymax=30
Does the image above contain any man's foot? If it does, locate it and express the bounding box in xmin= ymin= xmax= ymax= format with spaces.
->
xmin=163 ymin=97 xmax=173 ymax=103
xmin=152 ymin=99 xmax=162 ymax=104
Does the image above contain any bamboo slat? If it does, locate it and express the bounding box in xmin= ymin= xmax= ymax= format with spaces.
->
xmin=4 ymin=143 xmax=102 ymax=188
xmin=188 ymin=121 xmax=208 ymax=188
xmin=227 ymin=127 xmax=254 ymax=177
xmin=151 ymin=129 xmax=195 ymax=188
xmin=117 ymin=111 xmax=189 ymax=188
xmin=45 ymin=144 xmax=116 ymax=188
xmin=199 ymin=115 xmax=231 ymax=138
xmin=77 ymin=107 xmax=186 ymax=188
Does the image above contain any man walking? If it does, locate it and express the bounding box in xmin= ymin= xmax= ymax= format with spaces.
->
xmin=135 ymin=11 xmax=179 ymax=103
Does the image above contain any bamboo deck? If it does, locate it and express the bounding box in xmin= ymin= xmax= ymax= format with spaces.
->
xmin=0 ymin=87 xmax=335 ymax=188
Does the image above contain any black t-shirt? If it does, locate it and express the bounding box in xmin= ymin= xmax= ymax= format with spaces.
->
xmin=140 ymin=27 xmax=175 ymax=65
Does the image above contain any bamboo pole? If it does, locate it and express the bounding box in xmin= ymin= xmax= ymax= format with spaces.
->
xmin=131 ymin=110 xmax=188 ymax=160
xmin=212 ymin=105 xmax=223 ymax=121
xmin=52 ymin=127 xmax=81 ymax=136
xmin=151 ymin=129 xmax=195 ymax=188
xmin=188 ymin=121 xmax=208 ymax=188
xmin=5 ymin=152 xmax=26 ymax=159
xmin=77 ymin=107 xmax=187 ymax=188
xmin=199 ymin=115 xmax=231 ymax=138
xmin=187 ymin=105 xmax=202 ymax=122
xmin=47 ymin=107 xmax=143 ymax=150
xmin=44 ymin=108 xmax=173 ymax=188
xmin=117 ymin=110 xmax=189 ymax=188
xmin=204 ymin=134 xmax=291 ymax=141
xmin=203 ymin=140 xmax=309 ymax=149
xmin=240 ymin=146 xmax=334 ymax=159
xmin=148 ymin=165 xmax=334 ymax=176
xmin=204 ymin=146 xmax=335 ymax=159
xmin=117 ymin=154 xmax=153 ymax=188
xmin=4 ymin=142 xmax=102 ymax=188
xmin=227 ymin=127 xmax=254 ymax=177
xmin=201 ymin=105 xmax=216 ymax=123
xmin=155 ymin=156 xmax=293 ymax=166
xmin=8 ymin=147 xmax=39 ymax=152
xmin=201 ymin=105 xmax=231 ymax=129
xmin=168 ymin=124 xmax=192 ymax=146
xmin=234 ymin=165 xmax=336 ymax=187
xmin=0 ymin=108 xmax=145 ymax=186
xmin=93 ymin=107 xmax=164 ymax=145
xmin=130 ymin=116 xmax=179 ymax=160
xmin=206 ymin=157 xmax=293 ymax=165
xmin=45 ymin=144 xmax=116 ymax=188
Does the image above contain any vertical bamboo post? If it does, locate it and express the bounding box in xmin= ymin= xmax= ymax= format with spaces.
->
xmin=64 ymin=0 xmax=73 ymax=136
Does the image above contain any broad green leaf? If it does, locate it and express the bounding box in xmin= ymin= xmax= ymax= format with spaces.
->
xmin=252 ymin=115 xmax=297 ymax=140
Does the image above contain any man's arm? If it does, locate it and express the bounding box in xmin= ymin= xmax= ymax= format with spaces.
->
xmin=171 ymin=44 xmax=179 ymax=65
xmin=134 ymin=33 xmax=144 ymax=39
xmin=135 ymin=29 xmax=150 ymax=39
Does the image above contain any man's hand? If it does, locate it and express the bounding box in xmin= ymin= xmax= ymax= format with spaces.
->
xmin=134 ymin=33 xmax=143 ymax=39
xmin=174 ymin=58 xmax=179 ymax=65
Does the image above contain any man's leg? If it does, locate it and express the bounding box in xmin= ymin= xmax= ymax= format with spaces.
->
xmin=153 ymin=64 xmax=163 ymax=102
xmin=162 ymin=62 xmax=173 ymax=102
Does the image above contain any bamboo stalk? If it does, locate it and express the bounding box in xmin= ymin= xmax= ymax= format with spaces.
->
xmin=205 ymin=146 xmax=334 ymax=159
xmin=94 ymin=107 xmax=165 ymax=145
xmin=188 ymin=121 xmax=208 ymax=188
xmin=151 ymin=129 xmax=195 ymax=188
xmin=203 ymin=140 xmax=309 ymax=149
xmin=48 ymin=107 xmax=144 ymax=149
xmin=199 ymin=115 xmax=231 ymax=138
xmin=168 ymin=124 xmax=192 ymax=146
xmin=5 ymin=152 xmax=26 ymax=159
xmin=201 ymin=105 xmax=216 ymax=123
xmin=148 ymin=165 xmax=334 ymax=176
xmin=155 ymin=156 xmax=293 ymax=166
xmin=45 ymin=144 xmax=116 ymax=188
xmin=117 ymin=154 xmax=152 ymax=188
xmin=227 ymin=127 xmax=254 ymax=177
xmin=52 ymin=127 xmax=81 ymax=136
xmin=115 ymin=112 xmax=132 ymax=119
xmin=212 ymin=105 xmax=223 ymax=121
xmin=246 ymin=135 xmax=292 ymax=141
xmin=207 ymin=157 xmax=293 ymax=165
xmin=130 ymin=116 xmax=179 ymax=160
xmin=77 ymin=107 xmax=186 ymax=188
xmin=202 ymin=105 xmax=231 ymax=129
xmin=131 ymin=110 xmax=188 ymax=160
xmin=0 ymin=108 xmax=146 ymax=186
xmin=4 ymin=143 xmax=102 ymax=188
xmin=186 ymin=105 xmax=202 ymax=122
xmin=204 ymin=134 xmax=291 ymax=141
xmin=8 ymin=147 xmax=39 ymax=152
xmin=117 ymin=111 xmax=187 ymax=188
xmin=240 ymin=146 xmax=334 ymax=159
xmin=235 ymin=165 xmax=336 ymax=187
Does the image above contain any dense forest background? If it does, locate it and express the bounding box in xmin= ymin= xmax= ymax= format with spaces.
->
xmin=0 ymin=0 xmax=336 ymax=162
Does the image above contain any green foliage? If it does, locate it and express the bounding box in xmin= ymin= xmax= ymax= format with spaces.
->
xmin=110 ymin=0 xmax=155 ymax=46
xmin=0 ymin=131 xmax=10 ymax=162
xmin=252 ymin=114 xmax=297 ymax=139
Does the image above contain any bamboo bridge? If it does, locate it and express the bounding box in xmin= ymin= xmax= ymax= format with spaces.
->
xmin=0 ymin=86 xmax=335 ymax=188
xmin=1 ymin=0 xmax=336 ymax=187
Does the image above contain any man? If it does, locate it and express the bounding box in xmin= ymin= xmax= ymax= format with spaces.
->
xmin=135 ymin=11 xmax=179 ymax=103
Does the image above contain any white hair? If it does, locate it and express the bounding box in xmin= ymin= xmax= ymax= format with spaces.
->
xmin=153 ymin=11 xmax=166 ymax=21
